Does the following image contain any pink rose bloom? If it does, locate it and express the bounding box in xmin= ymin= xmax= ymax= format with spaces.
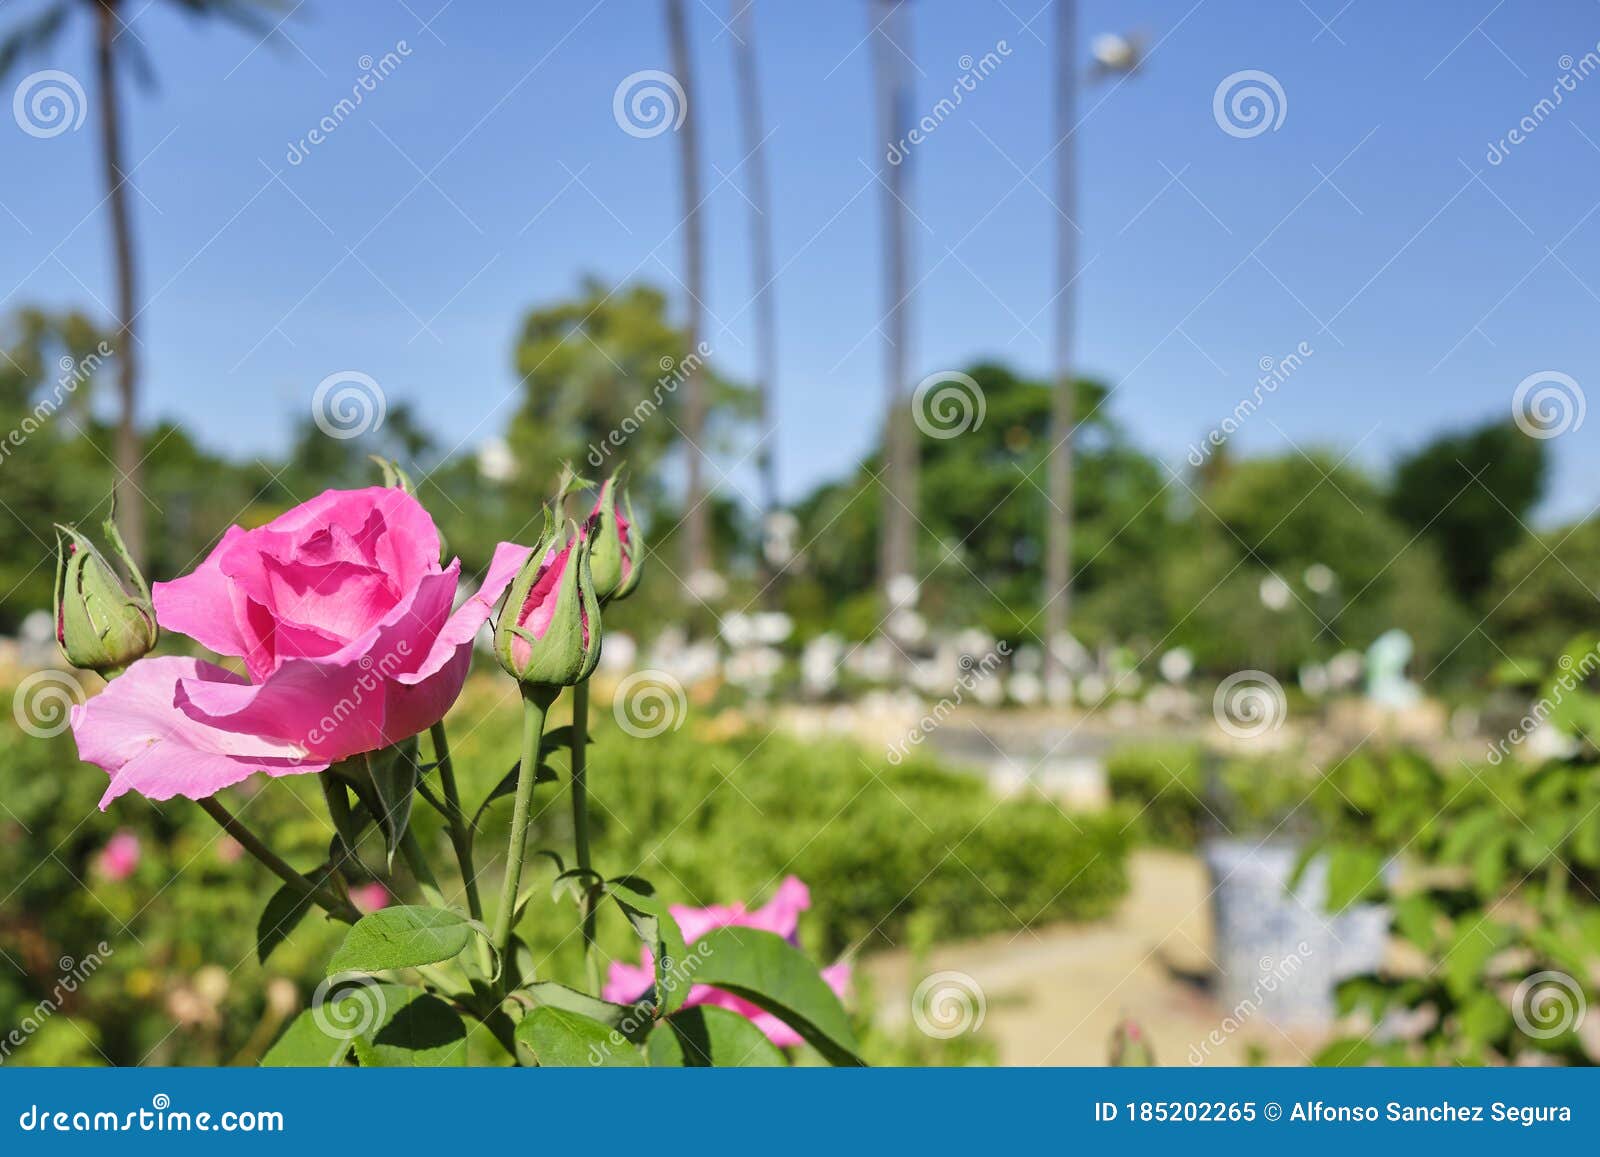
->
xmin=70 ymin=488 xmax=530 ymax=809
xmin=604 ymin=876 xmax=851 ymax=1048
xmin=94 ymin=829 xmax=141 ymax=881
xmin=350 ymin=882 xmax=391 ymax=913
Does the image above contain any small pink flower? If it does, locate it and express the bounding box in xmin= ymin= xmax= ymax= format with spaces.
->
xmin=70 ymin=488 xmax=531 ymax=809
xmin=604 ymin=876 xmax=851 ymax=1048
xmin=215 ymin=837 xmax=244 ymax=865
xmin=94 ymin=829 xmax=141 ymax=881
xmin=350 ymin=882 xmax=391 ymax=913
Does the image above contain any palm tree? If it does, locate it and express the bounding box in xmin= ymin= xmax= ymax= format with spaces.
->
xmin=870 ymin=0 xmax=916 ymax=618
xmin=1 ymin=0 xmax=273 ymax=566
xmin=729 ymin=0 xmax=780 ymax=593
xmin=664 ymin=0 xmax=712 ymax=589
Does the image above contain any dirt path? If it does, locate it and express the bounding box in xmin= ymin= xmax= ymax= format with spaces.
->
xmin=864 ymin=849 xmax=1331 ymax=1065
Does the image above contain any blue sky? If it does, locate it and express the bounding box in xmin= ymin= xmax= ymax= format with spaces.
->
xmin=2 ymin=0 xmax=1597 ymax=521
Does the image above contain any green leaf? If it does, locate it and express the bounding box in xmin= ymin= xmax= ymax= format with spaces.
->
xmin=1391 ymin=893 xmax=1438 ymax=954
xmin=1457 ymin=990 xmax=1511 ymax=1047
xmin=472 ymin=761 xmax=559 ymax=829
xmin=328 ymin=906 xmax=476 ymax=974
xmin=689 ymin=927 xmax=863 ymax=1065
xmin=260 ymin=1010 xmax=353 ymax=1067
xmin=609 ymin=883 xmax=691 ymax=1018
xmin=350 ymin=985 xmax=468 ymax=1066
xmin=647 ymin=1005 xmax=786 ymax=1067
xmin=516 ymin=1006 xmax=644 ymax=1067
xmin=525 ymin=981 xmax=657 ymax=1043
xmin=256 ymin=872 xmax=326 ymax=965
xmin=541 ymin=725 xmax=593 ymax=751
xmin=364 ymin=740 xmax=421 ymax=868
xmin=1323 ymin=845 xmax=1384 ymax=912
xmin=1314 ymin=1037 xmax=1375 ymax=1066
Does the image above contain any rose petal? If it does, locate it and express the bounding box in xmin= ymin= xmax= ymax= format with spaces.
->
xmin=70 ymin=656 xmax=327 ymax=810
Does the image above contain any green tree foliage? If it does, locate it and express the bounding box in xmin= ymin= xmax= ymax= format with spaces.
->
xmin=1389 ymin=421 xmax=1545 ymax=604
xmin=1487 ymin=519 xmax=1600 ymax=661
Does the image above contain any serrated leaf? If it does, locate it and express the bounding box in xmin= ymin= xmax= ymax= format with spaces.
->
xmin=256 ymin=870 xmax=328 ymax=964
xmin=524 ymin=981 xmax=656 ymax=1044
xmin=610 ymin=882 xmax=690 ymax=1017
xmin=328 ymin=906 xmax=476 ymax=974
xmin=689 ymin=927 xmax=862 ymax=1065
xmin=260 ymin=1010 xmax=353 ymax=1067
xmin=647 ymin=1005 xmax=785 ymax=1067
xmin=516 ymin=1006 xmax=644 ymax=1067
xmin=350 ymin=985 xmax=468 ymax=1066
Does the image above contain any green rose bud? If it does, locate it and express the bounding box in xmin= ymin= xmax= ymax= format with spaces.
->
xmin=494 ymin=519 xmax=601 ymax=690
xmin=53 ymin=513 xmax=156 ymax=676
xmin=1107 ymin=1017 xmax=1155 ymax=1066
xmin=587 ymin=470 xmax=641 ymax=604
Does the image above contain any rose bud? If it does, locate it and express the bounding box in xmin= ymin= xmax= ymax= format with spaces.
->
xmin=494 ymin=519 xmax=602 ymax=690
xmin=1108 ymin=1017 xmax=1155 ymax=1066
xmin=588 ymin=471 xmax=642 ymax=604
xmin=54 ymin=514 xmax=157 ymax=676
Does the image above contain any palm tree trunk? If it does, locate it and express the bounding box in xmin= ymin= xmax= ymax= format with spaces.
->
xmin=94 ymin=0 xmax=144 ymax=566
xmin=665 ymin=0 xmax=710 ymax=584
xmin=872 ymin=0 xmax=916 ymax=613
xmin=730 ymin=0 xmax=780 ymax=598
xmin=1044 ymin=0 xmax=1078 ymax=700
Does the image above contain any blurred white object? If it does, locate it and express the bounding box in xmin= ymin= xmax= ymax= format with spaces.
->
xmin=1299 ymin=662 xmax=1330 ymax=698
xmin=1259 ymin=573 xmax=1292 ymax=611
xmin=1327 ymin=650 xmax=1364 ymax=689
xmin=1078 ymin=673 xmax=1107 ymax=705
xmin=1304 ymin=563 xmax=1337 ymax=594
xmin=1050 ymin=631 xmax=1092 ymax=675
xmin=1090 ymin=31 xmax=1141 ymax=75
xmin=1159 ymin=647 xmax=1194 ymax=684
xmin=597 ymin=630 xmax=637 ymax=673
xmin=762 ymin=510 xmax=799 ymax=568
xmin=1009 ymin=672 xmax=1042 ymax=705
xmin=476 ymin=436 xmax=515 ymax=482
xmin=685 ymin=569 xmax=727 ymax=603
xmin=801 ymin=634 xmax=844 ymax=696
xmin=886 ymin=572 xmax=919 ymax=608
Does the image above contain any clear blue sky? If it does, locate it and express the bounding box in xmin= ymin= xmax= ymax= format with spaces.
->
xmin=3 ymin=0 xmax=1597 ymax=522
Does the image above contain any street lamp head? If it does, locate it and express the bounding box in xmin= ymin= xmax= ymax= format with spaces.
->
xmin=1089 ymin=31 xmax=1142 ymax=77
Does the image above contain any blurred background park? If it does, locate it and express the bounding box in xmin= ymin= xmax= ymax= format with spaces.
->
xmin=2 ymin=0 xmax=1600 ymax=1066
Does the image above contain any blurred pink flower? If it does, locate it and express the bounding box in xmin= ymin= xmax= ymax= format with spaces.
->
xmin=350 ymin=882 xmax=391 ymax=914
xmin=604 ymin=876 xmax=851 ymax=1048
xmin=70 ymin=488 xmax=531 ymax=809
xmin=215 ymin=836 xmax=244 ymax=865
xmin=94 ymin=829 xmax=140 ymax=881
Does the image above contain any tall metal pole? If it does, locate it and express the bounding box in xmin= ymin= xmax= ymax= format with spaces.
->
xmin=1045 ymin=0 xmax=1079 ymax=700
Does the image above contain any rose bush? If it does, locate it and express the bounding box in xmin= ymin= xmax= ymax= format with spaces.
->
xmin=50 ymin=467 xmax=861 ymax=1067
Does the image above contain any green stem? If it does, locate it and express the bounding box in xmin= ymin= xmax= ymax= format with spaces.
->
xmin=430 ymin=722 xmax=483 ymax=922
xmin=571 ymin=679 xmax=601 ymax=993
xmin=492 ymin=687 xmax=554 ymax=979
xmin=197 ymin=796 xmax=360 ymax=923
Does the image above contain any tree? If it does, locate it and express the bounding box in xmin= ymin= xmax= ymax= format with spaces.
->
xmin=664 ymin=0 xmax=711 ymax=587
xmin=1388 ymin=420 xmax=1545 ymax=605
xmin=1 ymin=0 xmax=276 ymax=566
xmin=729 ymin=0 xmax=781 ymax=595
xmin=870 ymin=0 xmax=918 ymax=616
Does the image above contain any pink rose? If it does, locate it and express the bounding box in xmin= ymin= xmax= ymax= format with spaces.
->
xmin=71 ymin=487 xmax=530 ymax=809
xmin=350 ymin=882 xmax=392 ymax=913
xmin=604 ymin=876 xmax=852 ymax=1048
